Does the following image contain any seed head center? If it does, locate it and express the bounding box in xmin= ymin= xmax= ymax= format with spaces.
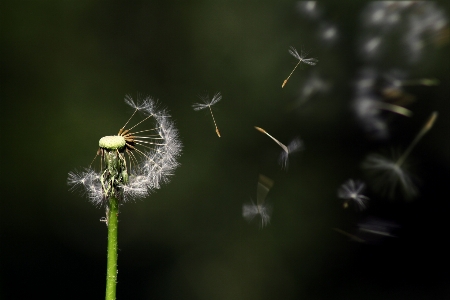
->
xmin=99 ymin=136 xmax=126 ymax=150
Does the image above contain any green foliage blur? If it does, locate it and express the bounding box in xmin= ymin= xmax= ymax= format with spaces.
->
xmin=1 ymin=1 xmax=449 ymax=299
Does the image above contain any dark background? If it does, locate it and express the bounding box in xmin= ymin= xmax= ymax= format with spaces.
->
xmin=1 ymin=1 xmax=449 ymax=299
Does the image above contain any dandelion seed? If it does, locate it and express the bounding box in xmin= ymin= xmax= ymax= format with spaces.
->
xmin=337 ymin=179 xmax=369 ymax=210
xmin=318 ymin=22 xmax=339 ymax=46
xmin=362 ymin=111 xmax=438 ymax=199
xmin=255 ymin=127 xmax=303 ymax=169
xmin=256 ymin=174 xmax=274 ymax=205
xmin=384 ymin=72 xmax=440 ymax=89
xmin=353 ymin=68 xmax=415 ymax=140
xmin=332 ymin=228 xmax=366 ymax=243
xmin=279 ymin=137 xmax=304 ymax=170
xmin=333 ymin=217 xmax=398 ymax=244
xmin=243 ymin=174 xmax=274 ymax=228
xmin=382 ymin=70 xmax=439 ymax=105
xmin=366 ymin=37 xmax=381 ymax=51
xmin=292 ymin=71 xmax=330 ymax=108
xmin=296 ymin=1 xmax=322 ymax=20
xmin=282 ymin=46 xmax=318 ymax=88
xmin=192 ymin=92 xmax=222 ymax=137
xmin=68 ymin=95 xmax=182 ymax=208
xmin=254 ymin=126 xmax=287 ymax=152
xmin=358 ymin=217 xmax=399 ymax=239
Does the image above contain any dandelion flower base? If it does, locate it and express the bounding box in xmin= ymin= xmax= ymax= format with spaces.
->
xmin=99 ymin=136 xmax=126 ymax=150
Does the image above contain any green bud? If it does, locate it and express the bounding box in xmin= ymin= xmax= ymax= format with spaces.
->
xmin=99 ymin=136 xmax=126 ymax=150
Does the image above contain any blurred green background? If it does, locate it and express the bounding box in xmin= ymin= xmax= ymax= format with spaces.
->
xmin=1 ymin=1 xmax=449 ymax=299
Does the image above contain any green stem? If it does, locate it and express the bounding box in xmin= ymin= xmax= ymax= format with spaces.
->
xmin=105 ymin=196 xmax=119 ymax=300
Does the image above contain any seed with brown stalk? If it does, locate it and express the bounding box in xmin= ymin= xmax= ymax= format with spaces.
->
xmin=192 ymin=92 xmax=222 ymax=137
xmin=362 ymin=111 xmax=438 ymax=199
xmin=282 ymin=46 xmax=318 ymax=88
xmin=254 ymin=126 xmax=303 ymax=169
xmin=242 ymin=174 xmax=274 ymax=228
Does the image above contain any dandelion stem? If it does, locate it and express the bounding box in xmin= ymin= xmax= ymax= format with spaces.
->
xmin=396 ymin=111 xmax=438 ymax=167
xmin=105 ymin=196 xmax=119 ymax=300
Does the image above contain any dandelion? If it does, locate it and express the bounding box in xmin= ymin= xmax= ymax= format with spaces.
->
xmin=362 ymin=111 xmax=438 ymax=200
xmin=243 ymin=174 xmax=274 ymax=228
xmin=192 ymin=92 xmax=222 ymax=137
xmin=337 ymin=179 xmax=369 ymax=210
xmin=282 ymin=46 xmax=318 ymax=88
xmin=69 ymin=95 xmax=182 ymax=206
xmin=68 ymin=95 xmax=182 ymax=300
xmin=254 ymin=126 xmax=303 ymax=169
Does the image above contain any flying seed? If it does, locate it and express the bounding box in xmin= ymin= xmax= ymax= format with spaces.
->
xmin=255 ymin=126 xmax=303 ymax=169
xmin=243 ymin=174 xmax=274 ymax=228
xmin=192 ymin=92 xmax=222 ymax=137
xmin=282 ymin=46 xmax=318 ymax=88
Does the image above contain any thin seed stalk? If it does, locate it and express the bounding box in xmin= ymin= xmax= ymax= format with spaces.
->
xmin=105 ymin=196 xmax=119 ymax=300
xmin=395 ymin=111 xmax=438 ymax=167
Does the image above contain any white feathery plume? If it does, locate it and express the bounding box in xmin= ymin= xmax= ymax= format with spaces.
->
xmin=282 ymin=46 xmax=318 ymax=88
xmin=68 ymin=95 xmax=182 ymax=206
xmin=243 ymin=174 xmax=274 ymax=228
xmin=192 ymin=92 xmax=222 ymax=137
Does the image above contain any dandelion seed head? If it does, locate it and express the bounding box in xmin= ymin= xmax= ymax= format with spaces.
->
xmin=99 ymin=136 xmax=126 ymax=150
xmin=68 ymin=95 xmax=182 ymax=206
